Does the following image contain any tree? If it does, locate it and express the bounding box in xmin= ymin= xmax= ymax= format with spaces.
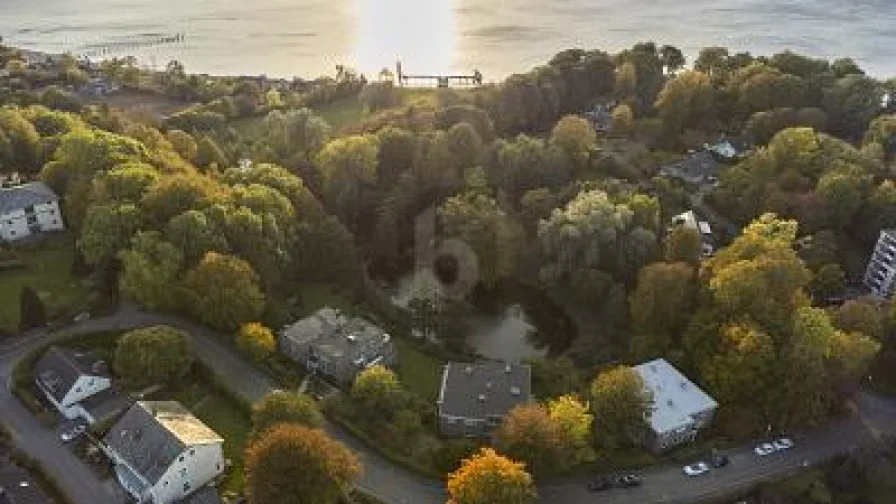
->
xmin=811 ymin=263 xmax=846 ymax=300
xmin=18 ymin=286 xmax=46 ymax=331
xmin=835 ymin=300 xmax=884 ymax=341
xmin=196 ymin=135 xmax=228 ymax=169
xmin=822 ymin=74 xmax=883 ymax=139
xmin=438 ymin=193 xmax=522 ymax=288
xmin=164 ymin=209 xmax=229 ymax=266
xmin=245 ymin=424 xmax=361 ymax=504
xmin=118 ymin=231 xmax=185 ymax=311
xmin=610 ymin=104 xmax=634 ymax=136
xmin=350 ymin=365 xmax=405 ymax=421
xmin=549 ymin=115 xmax=596 ymax=170
xmin=316 ymin=135 xmax=378 ymax=230
xmin=547 ymin=395 xmax=594 ymax=462
xmin=655 ymin=71 xmax=715 ymax=135
xmin=629 ymin=262 xmax=696 ymax=360
xmin=664 ymin=225 xmax=702 ymax=264
xmin=659 ymin=45 xmax=686 ymax=74
xmin=113 ymin=325 xmax=194 ymax=387
xmin=251 ymin=390 xmax=324 ymax=437
xmin=589 ymin=366 xmax=652 ymax=449
xmin=0 ymin=108 xmax=40 ymax=174
xmin=93 ymin=162 xmax=160 ymax=202
xmin=236 ymin=322 xmax=276 ymax=362
xmin=182 ymin=252 xmax=266 ymax=331
xmin=528 ymin=357 xmax=583 ymax=400
xmin=815 ymin=166 xmax=870 ymax=228
xmin=166 ymin=130 xmax=198 ymax=164
xmin=494 ymin=403 xmax=567 ymax=475
xmin=78 ymin=203 xmax=143 ymax=266
xmin=446 ymin=448 xmax=537 ymax=504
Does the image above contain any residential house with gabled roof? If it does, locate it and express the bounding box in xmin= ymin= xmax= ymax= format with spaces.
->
xmin=0 ymin=182 xmax=64 ymax=241
xmin=437 ymin=362 xmax=532 ymax=438
xmin=280 ymin=307 xmax=397 ymax=387
xmin=34 ymin=346 xmax=111 ymax=423
xmin=103 ymin=401 xmax=224 ymax=504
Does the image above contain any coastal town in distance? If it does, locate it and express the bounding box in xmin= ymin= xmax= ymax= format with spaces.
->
xmin=0 ymin=3 xmax=896 ymax=504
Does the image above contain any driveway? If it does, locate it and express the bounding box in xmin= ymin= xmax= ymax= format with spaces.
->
xmin=0 ymin=306 xmax=892 ymax=504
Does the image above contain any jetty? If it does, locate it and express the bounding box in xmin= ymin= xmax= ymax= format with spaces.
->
xmin=395 ymin=61 xmax=482 ymax=88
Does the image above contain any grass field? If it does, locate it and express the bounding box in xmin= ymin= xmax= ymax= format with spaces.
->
xmin=168 ymin=378 xmax=252 ymax=494
xmin=0 ymin=236 xmax=89 ymax=332
xmin=392 ymin=338 xmax=445 ymax=401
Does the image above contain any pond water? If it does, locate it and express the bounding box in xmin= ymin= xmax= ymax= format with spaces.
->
xmin=388 ymin=270 xmax=547 ymax=362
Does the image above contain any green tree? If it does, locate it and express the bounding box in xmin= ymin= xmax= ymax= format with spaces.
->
xmin=547 ymin=395 xmax=594 ymax=463
xmin=655 ymin=71 xmax=716 ymax=135
xmin=251 ymin=390 xmax=324 ymax=437
xmin=822 ymin=74 xmax=884 ymax=139
xmin=610 ymin=104 xmax=634 ymax=136
xmin=236 ymin=322 xmax=276 ymax=362
xmin=810 ymin=263 xmax=846 ymax=300
xmin=245 ymin=424 xmax=361 ymax=504
xmin=18 ymin=286 xmax=46 ymax=331
xmin=118 ymin=231 xmax=185 ymax=311
xmin=196 ymin=135 xmax=228 ymax=169
xmin=447 ymin=448 xmax=537 ymax=504
xmin=350 ymin=365 xmax=405 ymax=421
xmin=663 ymin=226 xmax=702 ymax=264
xmin=549 ymin=115 xmax=596 ymax=170
xmin=589 ymin=366 xmax=652 ymax=449
xmin=0 ymin=108 xmax=40 ymax=174
xmin=78 ymin=203 xmax=143 ymax=266
xmin=528 ymin=357 xmax=583 ymax=400
xmin=93 ymin=162 xmax=160 ymax=203
xmin=815 ymin=166 xmax=870 ymax=228
xmin=182 ymin=252 xmax=266 ymax=331
xmin=316 ymin=135 xmax=379 ymax=230
xmin=165 ymin=130 xmax=198 ymax=164
xmin=164 ymin=209 xmax=229 ymax=266
xmin=113 ymin=325 xmax=194 ymax=387
xmin=659 ymin=45 xmax=686 ymax=74
xmin=629 ymin=262 xmax=696 ymax=360
xmin=835 ymin=299 xmax=884 ymax=341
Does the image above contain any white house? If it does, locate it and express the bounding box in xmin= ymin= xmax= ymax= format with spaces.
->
xmin=34 ymin=347 xmax=111 ymax=423
xmin=633 ymin=358 xmax=718 ymax=453
xmin=0 ymin=181 xmax=64 ymax=241
xmin=863 ymin=229 xmax=896 ymax=298
xmin=104 ymin=401 xmax=224 ymax=504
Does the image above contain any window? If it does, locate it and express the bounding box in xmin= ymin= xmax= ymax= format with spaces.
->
xmin=49 ymin=209 xmax=55 ymax=215
xmin=179 ymin=467 xmax=187 ymax=478
xmin=189 ymin=449 xmax=195 ymax=456
xmin=183 ymin=482 xmax=191 ymax=493
xmin=178 ymin=455 xmax=184 ymax=463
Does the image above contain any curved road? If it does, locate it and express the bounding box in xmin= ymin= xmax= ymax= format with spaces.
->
xmin=1 ymin=306 xmax=894 ymax=504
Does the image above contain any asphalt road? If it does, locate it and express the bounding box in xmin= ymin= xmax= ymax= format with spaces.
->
xmin=1 ymin=306 xmax=894 ymax=504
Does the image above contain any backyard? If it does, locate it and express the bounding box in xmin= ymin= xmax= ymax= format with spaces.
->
xmin=0 ymin=235 xmax=90 ymax=332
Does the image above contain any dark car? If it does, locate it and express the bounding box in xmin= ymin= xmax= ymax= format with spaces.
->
xmin=587 ymin=477 xmax=612 ymax=492
xmin=711 ymin=453 xmax=730 ymax=468
xmin=616 ymin=474 xmax=642 ymax=488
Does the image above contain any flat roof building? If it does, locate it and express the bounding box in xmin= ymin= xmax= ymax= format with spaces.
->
xmin=863 ymin=229 xmax=896 ymax=299
xmin=437 ymin=362 xmax=531 ymax=438
xmin=633 ymin=358 xmax=718 ymax=452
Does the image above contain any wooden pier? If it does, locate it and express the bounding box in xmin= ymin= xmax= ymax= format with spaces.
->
xmin=395 ymin=61 xmax=482 ymax=88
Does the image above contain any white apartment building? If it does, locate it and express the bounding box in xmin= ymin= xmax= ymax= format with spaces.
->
xmin=863 ymin=229 xmax=896 ymax=298
xmin=0 ymin=181 xmax=64 ymax=241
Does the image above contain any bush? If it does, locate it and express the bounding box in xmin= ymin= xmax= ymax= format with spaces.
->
xmin=113 ymin=325 xmax=194 ymax=388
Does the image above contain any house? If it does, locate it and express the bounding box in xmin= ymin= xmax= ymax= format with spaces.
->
xmin=705 ymin=137 xmax=751 ymax=162
xmin=81 ymin=77 xmax=119 ymax=97
xmin=582 ymin=100 xmax=617 ymax=132
xmin=104 ymin=401 xmax=224 ymax=504
xmin=659 ymin=151 xmax=721 ymax=186
xmin=633 ymin=359 xmax=718 ymax=453
xmin=0 ymin=182 xmax=64 ymax=242
xmin=280 ymin=307 xmax=397 ymax=387
xmin=436 ymin=362 xmax=531 ymax=438
xmin=0 ymin=464 xmax=54 ymax=504
xmin=670 ymin=210 xmax=715 ymax=257
xmin=863 ymin=229 xmax=896 ymax=298
xmin=34 ymin=347 xmax=111 ymax=423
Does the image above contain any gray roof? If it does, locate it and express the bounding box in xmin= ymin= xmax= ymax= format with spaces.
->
xmin=34 ymin=347 xmax=109 ymax=402
xmin=633 ymin=359 xmax=718 ymax=435
xmin=0 ymin=182 xmax=58 ymax=215
xmin=438 ymin=362 xmax=531 ymax=420
xmin=105 ymin=401 xmax=222 ymax=484
xmin=0 ymin=465 xmax=53 ymax=504
xmin=281 ymin=307 xmax=393 ymax=367
xmin=661 ymin=151 xmax=720 ymax=181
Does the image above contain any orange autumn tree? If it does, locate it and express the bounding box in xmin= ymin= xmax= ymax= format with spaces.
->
xmin=447 ymin=448 xmax=537 ymax=504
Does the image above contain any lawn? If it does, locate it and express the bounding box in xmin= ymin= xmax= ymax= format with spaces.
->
xmin=167 ymin=378 xmax=252 ymax=495
xmin=297 ymin=282 xmax=356 ymax=315
xmin=0 ymin=235 xmax=90 ymax=332
xmin=392 ymin=338 xmax=445 ymax=401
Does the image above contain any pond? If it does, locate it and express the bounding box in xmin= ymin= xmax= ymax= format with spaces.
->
xmin=387 ymin=270 xmax=574 ymax=362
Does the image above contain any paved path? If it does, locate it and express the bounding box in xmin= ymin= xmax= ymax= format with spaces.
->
xmin=1 ymin=307 xmax=894 ymax=504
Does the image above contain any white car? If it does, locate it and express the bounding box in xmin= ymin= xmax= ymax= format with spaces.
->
xmin=60 ymin=424 xmax=86 ymax=443
xmin=683 ymin=462 xmax=710 ymax=476
xmin=773 ymin=438 xmax=794 ymax=451
xmin=754 ymin=442 xmax=776 ymax=456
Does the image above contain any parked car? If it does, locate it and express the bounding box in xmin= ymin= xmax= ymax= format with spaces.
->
xmin=683 ymin=462 xmax=710 ymax=477
xmin=60 ymin=424 xmax=86 ymax=443
xmin=773 ymin=438 xmax=794 ymax=451
xmin=711 ymin=453 xmax=730 ymax=468
xmin=616 ymin=474 xmax=642 ymax=488
xmin=754 ymin=442 xmax=776 ymax=456
xmin=587 ymin=477 xmax=612 ymax=492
